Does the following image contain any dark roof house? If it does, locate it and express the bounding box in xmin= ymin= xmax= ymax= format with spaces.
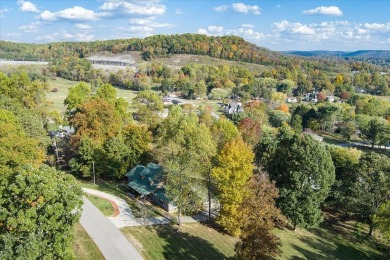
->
xmin=125 ymin=163 xmax=177 ymax=212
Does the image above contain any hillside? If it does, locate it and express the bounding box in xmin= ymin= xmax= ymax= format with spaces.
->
xmin=0 ymin=34 xmax=285 ymax=66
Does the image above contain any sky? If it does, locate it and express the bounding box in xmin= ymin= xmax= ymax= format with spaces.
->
xmin=0 ymin=0 xmax=389 ymax=51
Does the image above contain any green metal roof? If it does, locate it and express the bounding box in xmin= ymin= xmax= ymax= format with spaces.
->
xmin=126 ymin=163 xmax=163 ymax=196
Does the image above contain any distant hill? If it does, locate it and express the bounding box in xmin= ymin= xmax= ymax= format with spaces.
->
xmin=283 ymin=50 xmax=390 ymax=59
xmin=0 ymin=34 xmax=287 ymax=66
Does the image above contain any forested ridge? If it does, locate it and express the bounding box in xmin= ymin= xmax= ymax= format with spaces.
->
xmin=0 ymin=34 xmax=281 ymax=65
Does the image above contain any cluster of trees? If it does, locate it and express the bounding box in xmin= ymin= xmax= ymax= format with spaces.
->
xmin=64 ymin=83 xmax=152 ymax=180
xmin=0 ymin=73 xmax=82 ymax=258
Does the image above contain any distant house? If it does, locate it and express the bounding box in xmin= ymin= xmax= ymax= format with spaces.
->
xmin=326 ymin=96 xmax=335 ymax=102
xmin=125 ymin=163 xmax=177 ymax=212
xmin=286 ymin=97 xmax=298 ymax=103
xmin=303 ymin=93 xmax=318 ymax=103
xmin=224 ymin=102 xmax=244 ymax=114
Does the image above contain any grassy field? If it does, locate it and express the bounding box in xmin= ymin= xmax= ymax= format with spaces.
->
xmin=46 ymin=77 xmax=138 ymax=113
xmin=122 ymin=223 xmax=238 ymax=260
xmin=121 ymin=216 xmax=387 ymax=260
xmin=72 ymin=223 xmax=105 ymax=260
xmin=85 ymin=194 xmax=115 ymax=217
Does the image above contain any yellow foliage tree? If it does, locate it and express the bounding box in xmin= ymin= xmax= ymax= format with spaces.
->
xmin=212 ymin=137 xmax=254 ymax=236
xmin=271 ymin=91 xmax=287 ymax=103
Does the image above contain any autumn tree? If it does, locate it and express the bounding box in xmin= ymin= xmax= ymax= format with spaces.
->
xmin=360 ymin=117 xmax=389 ymax=147
xmin=69 ymin=97 xmax=121 ymax=146
xmin=243 ymin=101 xmax=268 ymax=124
xmin=235 ymin=173 xmax=285 ymax=260
xmin=212 ymin=137 xmax=254 ymax=236
xmin=374 ymin=200 xmax=390 ymax=240
xmin=211 ymin=117 xmax=240 ymax=150
xmin=290 ymin=114 xmax=303 ymax=133
xmin=352 ymin=152 xmax=390 ymax=235
xmin=133 ymin=90 xmax=164 ymax=128
xmin=64 ymin=82 xmax=92 ymax=112
xmin=0 ymin=165 xmax=82 ymax=259
xmin=238 ymin=117 xmax=262 ymax=146
xmin=157 ymin=106 xmax=216 ymax=225
xmin=326 ymin=146 xmax=362 ymax=212
xmin=0 ymin=109 xmax=45 ymax=172
xmin=263 ymin=134 xmax=335 ymax=229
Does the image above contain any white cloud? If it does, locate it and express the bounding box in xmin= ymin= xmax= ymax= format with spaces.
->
xmin=214 ymin=5 xmax=228 ymax=12
xmin=227 ymin=27 xmax=265 ymax=40
xmin=197 ymin=28 xmax=208 ymax=35
xmin=75 ymin=23 xmax=92 ymax=30
xmin=175 ymin=9 xmax=182 ymax=15
xmin=232 ymin=3 xmax=261 ymax=15
xmin=18 ymin=21 xmax=41 ymax=33
xmin=39 ymin=6 xmax=109 ymax=22
xmin=17 ymin=0 xmax=40 ymax=13
xmin=197 ymin=24 xmax=265 ymax=40
xmin=303 ymin=6 xmax=343 ymax=16
xmin=241 ymin=24 xmax=255 ymax=29
xmin=208 ymin=25 xmax=224 ymax=33
xmin=271 ymin=20 xmax=390 ymax=47
xmin=99 ymin=1 xmax=166 ymax=16
xmin=36 ymin=30 xmax=94 ymax=42
xmin=7 ymin=32 xmax=21 ymax=37
xmin=129 ymin=17 xmax=175 ymax=29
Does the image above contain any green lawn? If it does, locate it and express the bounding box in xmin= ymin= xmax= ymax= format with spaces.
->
xmin=85 ymin=194 xmax=114 ymax=217
xmin=121 ymin=217 xmax=387 ymax=260
xmin=72 ymin=223 xmax=105 ymax=260
xmin=121 ymin=223 xmax=238 ymax=260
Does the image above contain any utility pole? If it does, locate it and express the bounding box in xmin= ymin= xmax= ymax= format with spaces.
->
xmin=208 ymin=172 xmax=211 ymax=227
xmin=93 ymin=161 xmax=96 ymax=185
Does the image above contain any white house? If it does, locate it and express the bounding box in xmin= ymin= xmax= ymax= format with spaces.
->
xmin=224 ymin=102 xmax=244 ymax=114
xmin=286 ymin=97 xmax=298 ymax=103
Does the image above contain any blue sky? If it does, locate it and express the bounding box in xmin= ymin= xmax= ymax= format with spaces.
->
xmin=0 ymin=0 xmax=389 ymax=51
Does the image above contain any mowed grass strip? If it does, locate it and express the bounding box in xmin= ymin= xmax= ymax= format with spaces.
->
xmin=85 ymin=194 xmax=115 ymax=217
xmin=72 ymin=223 xmax=105 ymax=260
xmin=121 ymin=223 xmax=238 ymax=260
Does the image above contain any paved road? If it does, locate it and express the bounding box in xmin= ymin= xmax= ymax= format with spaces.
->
xmin=80 ymin=197 xmax=143 ymax=260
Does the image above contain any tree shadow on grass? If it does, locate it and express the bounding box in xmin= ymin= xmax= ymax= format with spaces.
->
xmin=150 ymin=225 xmax=233 ymax=260
xmin=290 ymin=227 xmax=384 ymax=260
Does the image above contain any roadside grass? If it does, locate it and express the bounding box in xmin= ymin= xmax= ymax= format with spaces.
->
xmin=72 ymin=223 xmax=105 ymax=260
xmin=85 ymin=194 xmax=114 ymax=217
xmin=121 ymin=223 xmax=238 ymax=260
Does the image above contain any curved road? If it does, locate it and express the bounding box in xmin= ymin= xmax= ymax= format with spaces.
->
xmin=80 ymin=197 xmax=143 ymax=260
